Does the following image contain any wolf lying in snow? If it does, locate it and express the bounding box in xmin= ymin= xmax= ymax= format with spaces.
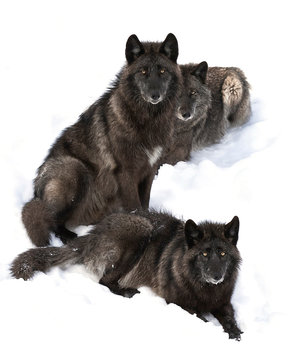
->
xmin=163 ymin=61 xmax=251 ymax=165
xmin=11 ymin=210 xmax=242 ymax=340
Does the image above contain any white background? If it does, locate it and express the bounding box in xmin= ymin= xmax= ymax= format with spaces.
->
xmin=0 ymin=0 xmax=288 ymax=359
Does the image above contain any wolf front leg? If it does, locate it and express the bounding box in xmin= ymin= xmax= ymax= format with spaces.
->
xmin=181 ymin=306 xmax=208 ymax=323
xmin=116 ymin=171 xmax=142 ymax=211
xmin=211 ymin=303 xmax=243 ymax=340
xmin=138 ymin=168 xmax=158 ymax=209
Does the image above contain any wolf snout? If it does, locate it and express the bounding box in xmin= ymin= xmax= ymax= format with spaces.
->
xmin=149 ymin=92 xmax=162 ymax=104
xmin=181 ymin=112 xmax=191 ymax=120
xmin=176 ymin=107 xmax=192 ymax=121
xmin=213 ymin=274 xmax=223 ymax=281
xmin=204 ymin=267 xmax=225 ymax=284
xmin=177 ymin=111 xmax=191 ymax=121
xmin=151 ymin=93 xmax=160 ymax=101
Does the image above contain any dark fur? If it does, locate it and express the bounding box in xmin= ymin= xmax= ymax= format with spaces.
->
xmin=163 ymin=62 xmax=251 ymax=165
xmin=11 ymin=210 xmax=242 ymax=340
xmin=22 ymin=34 xmax=182 ymax=246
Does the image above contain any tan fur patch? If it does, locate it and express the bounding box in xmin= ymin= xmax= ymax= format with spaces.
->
xmin=222 ymin=74 xmax=243 ymax=106
xmin=44 ymin=179 xmax=62 ymax=202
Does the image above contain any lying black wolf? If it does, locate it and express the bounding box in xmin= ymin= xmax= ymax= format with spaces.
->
xmin=22 ymin=33 xmax=182 ymax=247
xmin=11 ymin=210 xmax=242 ymax=340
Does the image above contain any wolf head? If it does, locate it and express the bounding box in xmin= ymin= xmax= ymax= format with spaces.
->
xmin=184 ymin=216 xmax=241 ymax=285
xmin=177 ymin=62 xmax=211 ymax=121
xmin=124 ymin=33 xmax=181 ymax=106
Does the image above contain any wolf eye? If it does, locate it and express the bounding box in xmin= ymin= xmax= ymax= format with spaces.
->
xmin=160 ymin=68 xmax=165 ymax=74
xmin=202 ymin=252 xmax=208 ymax=257
xmin=141 ymin=69 xmax=146 ymax=75
xmin=191 ymin=90 xmax=197 ymax=96
xmin=220 ymin=251 xmax=226 ymax=256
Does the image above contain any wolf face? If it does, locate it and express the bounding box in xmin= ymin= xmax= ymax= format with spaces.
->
xmin=177 ymin=61 xmax=211 ymax=121
xmin=125 ymin=33 xmax=180 ymax=106
xmin=185 ymin=216 xmax=240 ymax=285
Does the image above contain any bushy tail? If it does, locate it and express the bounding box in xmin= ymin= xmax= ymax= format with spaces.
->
xmin=222 ymin=71 xmax=251 ymax=127
xmin=222 ymin=74 xmax=244 ymax=108
xmin=22 ymin=198 xmax=56 ymax=247
xmin=10 ymin=244 xmax=82 ymax=280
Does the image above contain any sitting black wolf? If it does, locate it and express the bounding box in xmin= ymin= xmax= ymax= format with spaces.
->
xmin=11 ymin=210 xmax=242 ymax=340
xmin=163 ymin=61 xmax=251 ymax=165
xmin=22 ymin=33 xmax=182 ymax=247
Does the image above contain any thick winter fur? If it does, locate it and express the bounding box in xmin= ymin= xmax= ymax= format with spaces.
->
xmin=163 ymin=62 xmax=251 ymax=165
xmin=11 ymin=210 xmax=242 ymax=340
xmin=209 ymin=66 xmax=251 ymax=127
xmin=22 ymin=34 xmax=182 ymax=246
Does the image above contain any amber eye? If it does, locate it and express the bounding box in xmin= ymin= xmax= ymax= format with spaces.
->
xmin=141 ymin=69 xmax=146 ymax=75
xmin=191 ymin=90 xmax=197 ymax=96
xmin=160 ymin=68 xmax=165 ymax=74
xmin=220 ymin=251 xmax=226 ymax=256
xmin=202 ymin=252 xmax=208 ymax=257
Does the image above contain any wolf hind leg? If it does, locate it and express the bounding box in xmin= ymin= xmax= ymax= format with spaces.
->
xmin=22 ymin=198 xmax=57 ymax=247
xmin=99 ymin=268 xmax=140 ymax=298
xmin=98 ymin=244 xmax=144 ymax=298
xmin=26 ymin=156 xmax=90 ymax=246
xmin=22 ymin=194 xmax=75 ymax=247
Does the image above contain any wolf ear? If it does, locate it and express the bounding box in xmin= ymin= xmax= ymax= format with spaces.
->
xmin=126 ymin=34 xmax=145 ymax=64
xmin=224 ymin=216 xmax=239 ymax=246
xmin=191 ymin=61 xmax=208 ymax=84
xmin=185 ymin=219 xmax=204 ymax=248
xmin=159 ymin=33 xmax=179 ymax=62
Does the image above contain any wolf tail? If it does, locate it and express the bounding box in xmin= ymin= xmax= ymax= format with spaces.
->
xmin=222 ymin=70 xmax=251 ymax=127
xmin=10 ymin=243 xmax=83 ymax=280
xmin=22 ymin=198 xmax=57 ymax=247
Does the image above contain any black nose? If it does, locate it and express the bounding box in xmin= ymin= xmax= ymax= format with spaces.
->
xmin=214 ymin=275 xmax=222 ymax=281
xmin=151 ymin=93 xmax=160 ymax=101
xmin=182 ymin=112 xmax=191 ymax=120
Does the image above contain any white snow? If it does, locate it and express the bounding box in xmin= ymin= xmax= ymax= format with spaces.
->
xmin=1 ymin=0 xmax=289 ymax=359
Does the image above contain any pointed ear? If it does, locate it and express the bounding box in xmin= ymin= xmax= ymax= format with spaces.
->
xmin=191 ymin=61 xmax=208 ymax=83
xmin=125 ymin=34 xmax=145 ymax=64
xmin=159 ymin=33 xmax=178 ymax=62
xmin=224 ymin=216 xmax=240 ymax=246
xmin=185 ymin=219 xmax=204 ymax=248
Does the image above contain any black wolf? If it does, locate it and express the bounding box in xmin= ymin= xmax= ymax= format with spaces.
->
xmin=22 ymin=34 xmax=182 ymax=246
xmin=11 ymin=210 xmax=242 ymax=340
xmin=163 ymin=62 xmax=251 ymax=165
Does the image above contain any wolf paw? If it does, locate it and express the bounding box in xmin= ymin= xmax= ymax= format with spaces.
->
xmin=122 ymin=288 xmax=140 ymax=298
xmin=228 ymin=328 xmax=243 ymax=341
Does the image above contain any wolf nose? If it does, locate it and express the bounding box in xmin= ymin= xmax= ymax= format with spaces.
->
xmin=151 ymin=93 xmax=160 ymax=101
xmin=182 ymin=112 xmax=191 ymax=120
xmin=214 ymin=275 xmax=222 ymax=281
